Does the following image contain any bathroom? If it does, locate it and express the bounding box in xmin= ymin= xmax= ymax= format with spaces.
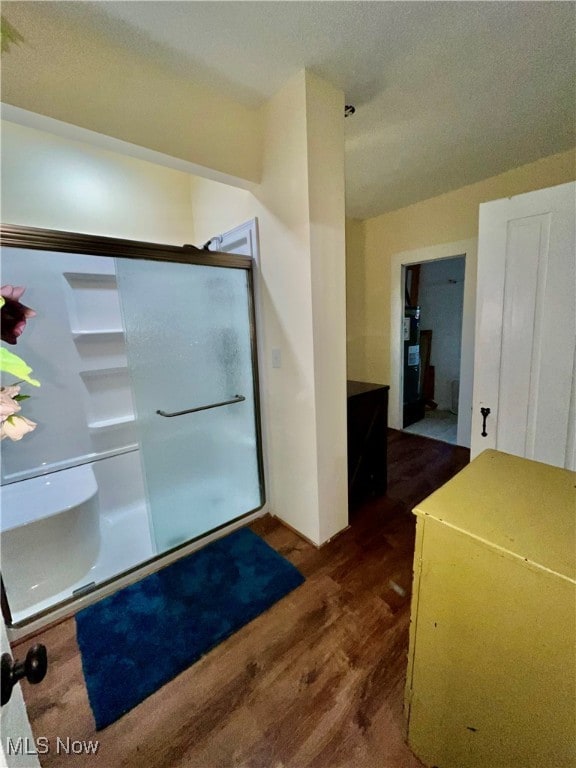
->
xmin=0 ymin=106 xmax=349 ymax=638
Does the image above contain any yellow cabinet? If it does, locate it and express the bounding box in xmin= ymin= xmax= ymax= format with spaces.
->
xmin=405 ymin=450 xmax=576 ymax=768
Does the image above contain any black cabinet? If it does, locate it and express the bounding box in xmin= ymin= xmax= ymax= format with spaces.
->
xmin=347 ymin=381 xmax=389 ymax=507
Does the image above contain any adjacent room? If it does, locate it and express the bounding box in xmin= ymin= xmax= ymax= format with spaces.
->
xmin=402 ymin=257 xmax=465 ymax=445
xmin=1 ymin=3 xmax=574 ymax=767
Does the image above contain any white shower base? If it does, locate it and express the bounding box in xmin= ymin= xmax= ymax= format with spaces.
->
xmin=4 ymin=440 xmax=262 ymax=627
xmin=8 ymin=502 xmax=154 ymax=625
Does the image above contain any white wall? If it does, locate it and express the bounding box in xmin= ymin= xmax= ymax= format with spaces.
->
xmin=418 ymin=257 xmax=465 ymax=411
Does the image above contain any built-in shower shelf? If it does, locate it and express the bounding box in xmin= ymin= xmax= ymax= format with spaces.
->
xmin=80 ymin=367 xmax=135 ymax=430
xmin=88 ymin=415 xmax=136 ymax=430
xmin=73 ymin=329 xmax=125 ymax=339
xmin=73 ymin=331 xmax=128 ymax=372
xmin=64 ymin=271 xmax=123 ymax=335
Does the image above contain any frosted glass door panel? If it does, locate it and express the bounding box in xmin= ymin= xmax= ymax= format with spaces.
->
xmin=116 ymin=258 xmax=262 ymax=552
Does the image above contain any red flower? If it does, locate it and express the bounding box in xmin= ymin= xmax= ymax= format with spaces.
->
xmin=1 ymin=285 xmax=36 ymax=345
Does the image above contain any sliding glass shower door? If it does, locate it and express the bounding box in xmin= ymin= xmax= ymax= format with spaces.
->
xmin=1 ymin=225 xmax=265 ymax=627
xmin=116 ymin=257 xmax=263 ymax=553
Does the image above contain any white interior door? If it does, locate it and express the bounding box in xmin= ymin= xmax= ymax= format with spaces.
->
xmin=471 ymin=181 xmax=576 ymax=469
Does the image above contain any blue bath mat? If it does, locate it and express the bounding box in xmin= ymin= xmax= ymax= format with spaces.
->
xmin=75 ymin=527 xmax=304 ymax=729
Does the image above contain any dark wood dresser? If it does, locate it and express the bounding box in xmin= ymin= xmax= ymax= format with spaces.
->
xmin=347 ymin=380 xmax=389 ymax=507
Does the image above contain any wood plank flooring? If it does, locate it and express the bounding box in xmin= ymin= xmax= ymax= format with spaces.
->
xmin=15 ymin=430 xmax=469 ymax=768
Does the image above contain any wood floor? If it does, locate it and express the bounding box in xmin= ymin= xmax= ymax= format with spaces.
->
xmin=16 ymin=430 xmax=469 ymax=768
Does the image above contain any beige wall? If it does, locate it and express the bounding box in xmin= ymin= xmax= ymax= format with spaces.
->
xmin=1 ymin=120 xmax=195 ymax=245
xmin=252 ymin=70 xmax=347 ymax=545
xmin=252 ymin=71 xmax=319 ymax=542
xmin=189 ymin=177 xmax=254 ymax=246
xmin=345 ymin=218 xmax=366 ymax=380
xmin=352 ymin=148 xmax=576 ymax=384
xmin=1 ymin=3 xmax=262 ymax=186
xmin=305 ymin=72 xmax=347 ymax=544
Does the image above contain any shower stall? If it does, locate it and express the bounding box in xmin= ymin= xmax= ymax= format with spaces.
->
xmin=0 ymin=225 xmax=265 ymax=632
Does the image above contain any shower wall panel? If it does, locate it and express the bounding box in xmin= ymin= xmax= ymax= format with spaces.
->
xmin=1 ymin=249 xmax=138 ymax=484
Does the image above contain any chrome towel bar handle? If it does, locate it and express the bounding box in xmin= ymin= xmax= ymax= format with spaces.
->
xmin=156 ymin=395 xmax=245 ymax=418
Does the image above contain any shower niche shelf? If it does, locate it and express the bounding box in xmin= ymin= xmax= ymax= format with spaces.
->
xmin=65 ymin=268 xmax=138 ymax=455
xmin=88 ymin=414 xmax=136 ymax=430
xmin=90 ymin=429 xmax=138 ymax=457
xmin=64 ymin=272 xmax=123 ymax=335
xmin=73 ymin=330 xmax=125 ymax=338
xmin=71 ymin=327 xmax=124 ymax=336
xmin=80 ymin=367 xmax=136 ymax=431
xmin=73 ymin=331 xmax=127 ymax=371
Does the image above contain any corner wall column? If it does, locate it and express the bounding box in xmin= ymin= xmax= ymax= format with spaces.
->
xmin=256 ymin=70 xmax=348 ymax=545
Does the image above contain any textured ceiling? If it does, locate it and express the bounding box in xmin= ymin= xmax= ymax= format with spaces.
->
xmin=4 ymin=1 xmax=576 ymax=219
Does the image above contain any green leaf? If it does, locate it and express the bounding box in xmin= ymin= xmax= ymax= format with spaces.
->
xmin=13 ymin=394 xmax=31 ymax=401
xmin=1 ymin=16 xmax=25 ymax=53
xmin=0 ymin=348 xmax=40 ymax=386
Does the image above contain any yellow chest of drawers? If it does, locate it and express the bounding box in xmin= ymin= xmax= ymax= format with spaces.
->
xmin=405 ymin=450 xmax=576 ymax=768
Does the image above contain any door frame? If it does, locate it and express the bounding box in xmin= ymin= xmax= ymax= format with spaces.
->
xmin=389 ymin=238 xmax=478 ymax=447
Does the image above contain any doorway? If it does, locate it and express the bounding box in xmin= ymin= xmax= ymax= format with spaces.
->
xmin=402 ymin=257 xmax=465 ymax=444
xmin=389 ymin=238 xmax=478 ymax=448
